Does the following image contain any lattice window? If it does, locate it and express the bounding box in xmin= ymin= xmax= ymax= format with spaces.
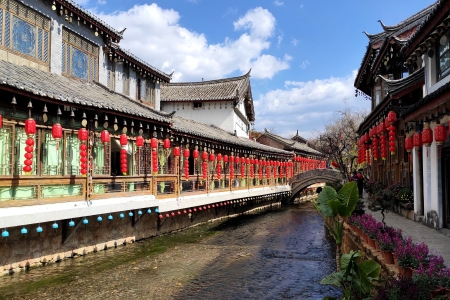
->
xmin=147 ymin=80 xmax=155 ymax=108
xmin=93 ymin=133 xmax=110 ymax=175
xmin=106 ymin=59 xmax=114 ymax=90
xmin=0 ymin=0 xmax=50 ymax=65
xmin=62 ymin=28 xmax=98 ymax=81
xmin=123 ymin=65 xmax=130 ymax=96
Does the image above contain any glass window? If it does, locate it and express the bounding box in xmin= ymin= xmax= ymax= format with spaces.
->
xmin=438 ymin=30 xmax=450 ymax=80
xmin=42 ymin=130 xmax=63 ymax=175
xmin=374 ymin=86 xmax=381 ymax=107
xmin=62 ymin=28 xmax=99 ymax=81
xmin=93 ymin=133 xmax=110 ymax=175
xmin=65 ymin=132 xmax=80 ymax=175
xmin=0 ymin=1 xmax=50 ymax=66
xmin=123 ymin=65 xmax=130 ymax=96
xmin=0 ymin=126 xmax=12 ymax=176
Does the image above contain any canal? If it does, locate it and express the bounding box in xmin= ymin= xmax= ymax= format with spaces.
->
xmin=0 ymin=202 xmax=341 ymax=300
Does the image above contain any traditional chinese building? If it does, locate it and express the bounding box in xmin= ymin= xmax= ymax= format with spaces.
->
xmin=355 ymin=0 xmax=450 ymax=229
xmin=160 ymin=71 xmax=254 ymax=138
xmin=0 ymin=0 xmax=330 ymax=274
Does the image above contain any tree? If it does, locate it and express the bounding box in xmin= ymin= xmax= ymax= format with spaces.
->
xmin=309 ymin=106 xmax=368 ymax=182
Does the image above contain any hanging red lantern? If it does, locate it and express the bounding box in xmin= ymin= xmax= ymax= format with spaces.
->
xmin=216 ymin=161 xmax=221 ymax=180
xmin=52 ymin=123 xmax=63 ymax=148
xmin=387 ymin=125 xmax=396 ymax=155
xmin=229 ymin=155 xmax=234 ymax=163
xmin=413 ymin=132 xmax=422 ymax=149
xmin=183 ymin=148 xmax=190 ymax=158
xmin=202 ymin=161 xmax=207 ymax=180
xmin=217 ymin=153 xmax=222 ymax=161
xmin=101 ymin=130 xmax=110 ymax=145
xmin=119 ymin=134 xmax=128 ymax=175
xmin=193 ymin=148 xmax=199 ymax=159
xmin=163 ymin=138 xmax=170 ymax=149
xmin=173 ymin=146 xmax=181 ymax=157
xmin=209 ymin=153 xmax=215 ymax=162
xmin=434 ymin=124 xmax=447 ymax=146
xmin=246 ymin=157 xmax=250 ymax=165
xmin=422 ymin=124 xmax=433 ymax=147
xmin=150 ymin=137 xmax=158 ymax=149
xmin=24 ymin=118 xmax=36 ymax=137
xmin=202 ymin=151 xmax=208 ymax=161
xmin=241 ymin=161 xmax=245 ymax=177
xmin=372 ymin=137 xmax=378 ymax=160
xmin=136 ymin=135 xmax=144 ymax=148
xmin=152 ymin=149 xmax=158 ymax=175
xmin=405 ymin=134 xmax=413 ymax=153
xmin=240 ymin=157 xmax=245 ymax=164
xmin=184 ymin=159 xmax=189 ymax=180
xmin=223 ymin=155 xmax=228 ymax=163
xmin=230 ymin=159 xmax=234 ymax=179
xmin=387 ymin=111 xmax=397 ymax=125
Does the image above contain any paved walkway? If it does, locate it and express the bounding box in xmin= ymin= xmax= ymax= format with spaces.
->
xmin=363 ymin=192 xmax=450 ymax=265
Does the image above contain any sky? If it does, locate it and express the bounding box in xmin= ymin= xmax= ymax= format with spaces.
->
xmin=75 ymin=0 xmax=436 ymax=139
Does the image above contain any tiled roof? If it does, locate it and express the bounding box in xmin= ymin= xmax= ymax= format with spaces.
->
xmin=378 ymin=67 xmax=424 ymax=95
xmin=57 ymin=0 xmax=124 ymax=41
xmin=355 ymin=1 xmax=437 ymax=89
xmin=0 ymin=60 xmax=172 ymax=123
xmin=259 ymin=130 xmax=323 ymax=156
xmin=161 ymin=70 xmax=255 ymax=121
xmin=171 ymin=116 xmax=291 ymax=155
xmin=111 ymin=43 xmax=172 ymax=82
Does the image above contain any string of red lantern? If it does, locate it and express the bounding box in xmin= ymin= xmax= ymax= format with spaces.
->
xmin=240 ymin=157 xmax=245 ymax=178
xmin=78 ymin=128 xmax=88 ymax=176
xmin=23 ymin=118 xmax=36 ymax=175
xmin=120 ymin=134 xmax=128 ymax=175
xmin=216 ymin=153 xmax=222 ymax=180
xmin=151 ymin=138 xmax=158 ymax=175
xmin=229 ymin=155 xmax=234 ymax=179
xmin=183 ymin=147 xmax=189 ymax=180
xmin=202 ymin=150 xmax=208 ymax=180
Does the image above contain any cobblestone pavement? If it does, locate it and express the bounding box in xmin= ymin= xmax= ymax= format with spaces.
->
xmin=0 ymin=203 xmax=340 ymax=300
xmin=364 ymin=192 xmax=450 ymax=264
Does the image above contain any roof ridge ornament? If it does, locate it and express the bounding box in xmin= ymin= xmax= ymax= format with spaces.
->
xmin=378 ymin=20 xmax=388 ymax=30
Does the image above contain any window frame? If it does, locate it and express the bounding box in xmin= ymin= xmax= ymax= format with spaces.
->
xmin=437 ymin=29 xmax=450 ymax=81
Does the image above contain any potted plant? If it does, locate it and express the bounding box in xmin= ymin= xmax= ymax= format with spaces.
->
xmin=396 ymin=237 xmax=429 ymax=277
xmin=377 ymin=227 xmax=402 ymax=264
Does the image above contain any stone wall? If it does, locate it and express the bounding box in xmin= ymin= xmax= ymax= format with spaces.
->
xmin=0 ymin=197 xmax=279 ymax=276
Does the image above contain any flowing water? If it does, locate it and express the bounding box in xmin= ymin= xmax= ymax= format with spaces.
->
xmin=0 ymin=202 xmax=341 ymax=300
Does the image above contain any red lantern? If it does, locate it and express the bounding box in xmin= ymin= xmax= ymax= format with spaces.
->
xmin=0 ymin=114 xmax=2 ymax=128
xmin=120 ymin=134 xmax=128 ymax=146
xmin=101 ymin=130 xmax=110 ymax=145
xmin=77 ymin=128 xmax=88 ymax=142
xmin=413 ymin=132 xmax=422 ymax=149
xmin=202 ymin=151 xmax=208 ymax=161
xmin=136 ymin=136 xmax=144 ymax=148
xmin=183 ymin=148 xmax=190 ymax=158
xmin=422 ymin=125 xmax=433 ymax=147
xmin=216 ymin=161 xmax=221 ymax=179
xmin=230 ymin=156 xmax=234 ymax=163
xmin=163 ymin=138 xmax=170 ymax=149
xmin=151 ymin=138 xmax=158 ymax=149
xmin=193 ymin=149 xmax=199 ymax=159
xmin=217 ymin=153 xmax=222 ymax=161
xmin=223 ymin=155 xmax=228 ymax=163
xmin=209 ymin=153 xmax=215 ymax=162
xmin=387 ymin=111 xmax=397 ymax=125
xmin=246 ymin=158 xmax=250 ymax=165
xmin=152 ymin=149 xmax=158 ymax=175
xmin=174 ymin=146 xmax=181 ymax=157
xmin=241 ymin=157 xmax=245 ymax=164
xmin=405 ymin=135 xmax=413 ymax=153
xmin=24 ymin=118 xmax=36 ymax=137
xmin=184 ymin=159 xmax=189 ymax=180
xmin=52 ymin=123 xmax=63 ymax=141
xmin=434 ymin=124 xmax=447 ymax=146
xmin=202 ymin=161 xmax=207 ymax=180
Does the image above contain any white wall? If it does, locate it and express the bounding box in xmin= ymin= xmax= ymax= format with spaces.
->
xmin=162 ymin=101 xmax=236 ymax=133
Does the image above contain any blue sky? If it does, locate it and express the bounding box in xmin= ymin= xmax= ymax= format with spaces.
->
xmin=76 ymin=0 xmax=435 ymax=138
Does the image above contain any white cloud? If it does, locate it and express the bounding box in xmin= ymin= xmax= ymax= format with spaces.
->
xmin=254 ymin=71 xmax=371 ymax=138
xmin=96 ymin=4 xmax=288 ymax=81
xmin=300 ymin=60 xmax=310 ymax=69
xmin=273 ymin=1 xmax=284 ymax=6
xmin=233 ymin=7 xmax=275 ymax=38
xmin=97 ymin=0 xmax=106 ymax=4
xmin=277 ymin=35 xmax=283 ymax=47
xmin=291 ymin=38 xmax=298 ymax=46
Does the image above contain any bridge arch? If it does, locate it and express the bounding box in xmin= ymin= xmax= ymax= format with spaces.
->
xmin=287 ymin=169 xmax=342 ymax=203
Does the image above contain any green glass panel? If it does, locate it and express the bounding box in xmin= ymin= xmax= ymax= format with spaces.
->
xmin=41 ymin=184 xmax=82 ymax=198
xmin=0 ymin=127 xmax=12 ymax=175
xmin=0 ymin=186 xmax=36 ymax=201
xmin=42 ymin=130 xmax=62 ymax=175
xmin=93 ymin=184 xmax=105 ymax=194
xmin=65 ymin=132 xmax=80 ymax=175
xmin=93 ymin=142 xmax=105 ymax=174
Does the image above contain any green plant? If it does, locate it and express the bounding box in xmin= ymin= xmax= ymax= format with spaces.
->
xmin=321 ymin=250 xmax=381 ymax=300
xmin=315 ymin=181 xmax=359 ymax=248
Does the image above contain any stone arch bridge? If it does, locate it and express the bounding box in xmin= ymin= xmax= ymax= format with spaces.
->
xmin=286 ymin=169 xmax=342 ymax=203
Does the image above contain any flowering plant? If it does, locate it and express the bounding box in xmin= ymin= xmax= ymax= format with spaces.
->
xmin=415 ymin=255 xmax=450 ymax=288
xmin=358 ymin=214 xmax=383 ymax=239
xmin=377 ymin=227 xmax=402 ymax=252
xmin=396 ymin=237 xmax=429 ymax=269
